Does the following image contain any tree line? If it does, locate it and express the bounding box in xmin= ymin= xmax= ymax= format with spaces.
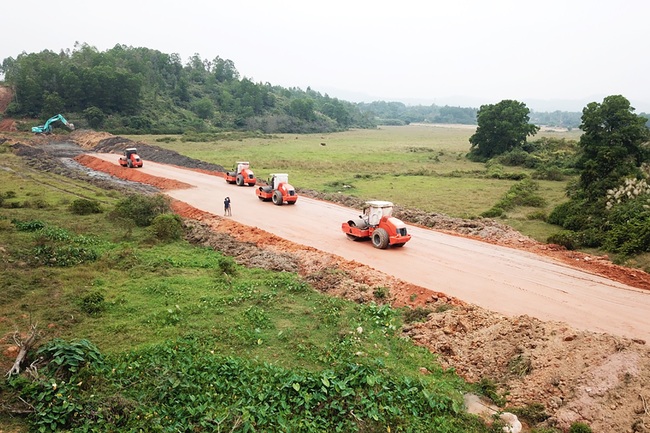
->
xmin=356 ymin=101 xmax=585 ymax=129
xmin=0 ymin=43 xmax=376 ymax=134
xmin=6 ymin=43 xmax=644 ymax=135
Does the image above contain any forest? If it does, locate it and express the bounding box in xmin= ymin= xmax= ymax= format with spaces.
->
xmin=0 ymin=43 xmax=595 ymax=134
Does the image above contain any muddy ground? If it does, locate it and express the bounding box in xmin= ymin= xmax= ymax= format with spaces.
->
xmin=2 ymin=130 xmax=650 ymax=433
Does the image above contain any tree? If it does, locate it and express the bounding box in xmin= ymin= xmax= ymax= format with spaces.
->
xmin=289 ymin=98 xmax=316 ymax=121
xmin=83 ymin=106 xmax=106 ymax=129
xmin=191 ymin=97 xmax=215 ymax=120
xmin=468 ymin=100 xmax=540 ymax=160
xmin=576 ymin=95 xmax=650 ymax=202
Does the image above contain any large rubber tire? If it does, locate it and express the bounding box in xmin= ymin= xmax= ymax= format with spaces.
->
xmin=272 ymin=190 xmax=284 ymax=206
xmin=371 ymin=228 xmax=389 ymax=249
xmin=236 ymin=174 xmax=244 ymax=186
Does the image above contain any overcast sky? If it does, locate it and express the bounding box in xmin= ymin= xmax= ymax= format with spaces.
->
xmin=2 ymin=0 xmax=649 ymax=112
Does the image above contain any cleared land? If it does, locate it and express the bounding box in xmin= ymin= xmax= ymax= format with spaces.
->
xmin=131 ymin=126 xmax=580 ymax=224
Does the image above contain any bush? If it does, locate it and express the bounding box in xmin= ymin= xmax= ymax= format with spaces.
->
xmin=526 ymin=210 xmax=547 ymax=221
xmin=496 ymin=149 xmax=530 ymax=167
xmin=23 ymin=198 xmax=49 ymax=209
xmin=32 ymin=244 xmax=99 ymax=267
xmin=482 ymin=179 xmax=546 ymax=218
xmin=217 ymin=255 xmax=237 ymax=275
xmin=532 ymin=166 xmax=566 ymax=181
xmin=83 ymin=106 xmax=106 ymax=129
xmin=569 ymin=422 xmax=592 ymax=433
xmin=510 ymin=402 xmax=549 ymax=424
xmin=602 ymin=197 xmax=650 ymax=255
xmin=79 ymin=292 xmax=105 ymax=315
xmin=547 ymin=231 xmax=578 ymax=250
xmin=548 ymin=200 xmax=590 ymax=230
xmin=109 ymin=194 xmax=171 ymax=227
xmin=12 ymin=219 xmax=46 ymax=232
xmin=402 ymin=307 xmax=432 ymax=324
xmin=69 ymin=198 xmax=103 ymax=215
xmin=150 ymin=213 xmax=183 ymax=241
xmin=36 ymin=338 xmax=104 ymax=379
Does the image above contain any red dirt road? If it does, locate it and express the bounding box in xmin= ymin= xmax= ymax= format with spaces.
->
xmin=87 ymin=153 xmax=650 ymax=342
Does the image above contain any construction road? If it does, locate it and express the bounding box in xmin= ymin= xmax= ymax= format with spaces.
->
xmin=91 ymin=153 xmax=650 ymax=342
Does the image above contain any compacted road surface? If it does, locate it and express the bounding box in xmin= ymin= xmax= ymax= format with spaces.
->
xmin=92 ymin=154 xmax=650 ymax=341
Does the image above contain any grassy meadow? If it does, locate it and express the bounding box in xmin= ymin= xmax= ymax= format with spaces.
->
xmin=132 ymin=125 xmax=583 ymax=242
xmin=0 ymin=148 xmax=498 ymax=432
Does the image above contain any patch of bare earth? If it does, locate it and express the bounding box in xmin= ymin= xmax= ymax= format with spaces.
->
xmin=3 ymin=131 xmax=650 ymax=432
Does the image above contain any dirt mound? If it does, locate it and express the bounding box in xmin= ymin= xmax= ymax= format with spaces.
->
xmin=0 ymin=86 xmax=12 ymax=113
xmin=74 ymin=155 xmax=193 ymax=190
xmin=0 ymin=118 xmax=17 ymax=132
xmin=0 ymin=86 xmax=18 ymax=132
xmin=404 ymin=305 xmax=650 ymax=432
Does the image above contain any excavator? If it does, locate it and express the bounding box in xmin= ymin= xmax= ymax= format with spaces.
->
xmin=31 ymin=114 xmax=75 ymax=134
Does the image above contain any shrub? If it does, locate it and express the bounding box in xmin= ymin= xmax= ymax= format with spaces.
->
xmin=79 ymin=291 xmax=105 ymax=315
xmin=109 ymin=194 xmax=171 ymax=227
xmin=373 ymin=286 xmax=389 ymax=299
xmin=23 ymin=198 xmax=49 ymax=209
xmin=602 ymin=197 xmax=650 ymax=255
xmin=33 ymin=244 xmax=99 ymax=267
xmin=481 ymin=207 xmax=505 ymax=218
xmin=496 ymin=149 xmax=530 ymax=167
xmin=150 ymin=213 xmax=183 ymax=241
xmin=532 ymin=166 xmax=566 ymax=181
xmin=510 ymin=402 xmax=549 ymax=424
xmin=217 ymin=255 xmax=237 ymax=276
xmin=569 ymin=422 xmax=592 ymax=433
xmin=475 ymin=377 xmax=508 ymax=407
xmin=547 ymin=231 xmax=578 ymax=250
xmin=527 ymin=210 xmax=547 ymax=221
xmin=547 ymin=200 xmax=593 ymax=231
xmin=69 ymin=198 xmax=103 ymax=215
xmin=36 ymin=338 xmax=104 ymax=379
xmin=12 ymin=219 xmax=46 ymax=231
xmin=83 ymin=106 xmax=106 ymax=129
xmin=402 ymin=307 xmax=431 ymax=324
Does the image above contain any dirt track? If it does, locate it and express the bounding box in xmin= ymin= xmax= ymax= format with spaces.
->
xmin=84 ymin=152 xmax=650 ymax=342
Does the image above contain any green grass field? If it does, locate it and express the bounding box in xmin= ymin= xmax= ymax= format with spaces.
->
xmin=132 ymin=125 xmax=582 ymax=241
xmin=0 ymin=149 xmax=495 ymax=432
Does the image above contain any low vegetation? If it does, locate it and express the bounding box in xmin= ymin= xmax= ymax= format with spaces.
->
xmin=0 ymin=151 xmax=497 ymax=432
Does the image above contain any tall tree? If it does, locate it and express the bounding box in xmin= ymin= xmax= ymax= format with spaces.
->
xmin=468 ymin=100 xmax=539 ymax=160
xmin=577 ymin=95 xmax=650 ymax=202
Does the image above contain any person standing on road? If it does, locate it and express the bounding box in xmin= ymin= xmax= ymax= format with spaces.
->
xmin=224 ymin=197 xmax=232 ymax=216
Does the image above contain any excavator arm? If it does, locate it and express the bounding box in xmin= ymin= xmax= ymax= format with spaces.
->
xmin=32 ymin=114 xmax=75 ymax=134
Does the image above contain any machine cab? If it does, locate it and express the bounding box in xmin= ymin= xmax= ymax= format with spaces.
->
xmin=363 ymin=201 xmax=394 ymax=226
xmin=236 ymin=162 xmax=250 ymax=174
xmin=269 ymin=173 xmax=289 ymax=189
